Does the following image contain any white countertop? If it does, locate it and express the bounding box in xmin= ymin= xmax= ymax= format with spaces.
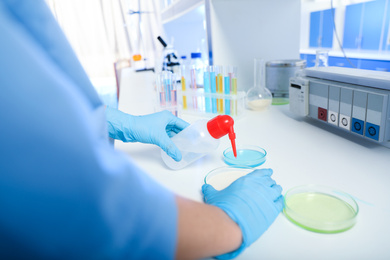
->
xmin=116 ymin=68 xmax=390 ymax=259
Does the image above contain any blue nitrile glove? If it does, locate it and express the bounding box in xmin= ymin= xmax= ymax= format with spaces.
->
xmin=202 ymin=168 xmax=283 ymax=259
xmin=105 ymin=107 xmax=189 ymax=161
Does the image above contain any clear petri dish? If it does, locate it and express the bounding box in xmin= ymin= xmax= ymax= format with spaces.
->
xmin=223 ymin=145 xmax=267 ymax=167
xmin=204 ymin=166 xmax=254 ymax=191
xmin=283 ymin=185 xmax=359 ymax=233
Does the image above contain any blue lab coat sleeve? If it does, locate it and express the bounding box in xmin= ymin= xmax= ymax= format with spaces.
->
xmin=0 ymin=1 xmax=178 ymax=259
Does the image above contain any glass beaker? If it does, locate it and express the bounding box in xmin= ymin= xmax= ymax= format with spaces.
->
xmin=315 ymin=50 xmax=329 ymax=67
xmin=246 ymin=58 xmax=272 ymax=110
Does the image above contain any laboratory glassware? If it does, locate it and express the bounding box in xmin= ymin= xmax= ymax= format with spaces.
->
xmin=315 ymin=50 xmax=329 ymax=67
xmin=190 ymin=52 xmax=205 ymax=88
xmin=204 ymin=166 xmax=254 ymax=191
xmin=284 ymin=184 xmax=359 ymax=233
xmin=161 ymin=115 xmax=237 ymax=170
xmin=246 ymin=58 xmax=272 ymax=110
xmin=156 ymin=71 xmax=179 ymax=116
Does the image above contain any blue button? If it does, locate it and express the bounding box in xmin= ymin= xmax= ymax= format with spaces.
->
xmin=365 ymin=122 xmax=380 ymax=141
xmin=351 ymin=118 xmax=364 ymax=135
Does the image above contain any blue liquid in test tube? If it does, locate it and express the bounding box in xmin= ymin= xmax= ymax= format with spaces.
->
xmin=204 ymin=70 xmax=211 ymax=113
xmin=210 ymin=67 xmax=217 ymax=113
xmin=224 ymin=75 xmax=230 ymax=115
xmin=165 ymin=78 xmax=172 ymax=104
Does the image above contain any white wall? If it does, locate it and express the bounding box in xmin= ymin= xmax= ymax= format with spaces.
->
xmin=209 ymin=0 xmax=301 ymax=92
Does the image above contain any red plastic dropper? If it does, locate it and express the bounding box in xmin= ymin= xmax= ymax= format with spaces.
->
xmin=206 ymin=115 xmax=237 ymax=157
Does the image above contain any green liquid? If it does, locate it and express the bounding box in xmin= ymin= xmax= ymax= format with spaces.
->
xmin=284 ymin=192 xmax=357 ymax=233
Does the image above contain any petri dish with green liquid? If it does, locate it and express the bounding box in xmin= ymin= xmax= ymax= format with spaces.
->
xmin=223 ymin=145 xmax=266 ymax=167
xmin=283 ymin=185 xmax=359 ymax=233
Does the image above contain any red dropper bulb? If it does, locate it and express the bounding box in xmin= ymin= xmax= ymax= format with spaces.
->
xmin=207 ymin=115 xmax=237 ymax=157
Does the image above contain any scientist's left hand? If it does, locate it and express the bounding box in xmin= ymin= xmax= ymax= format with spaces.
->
xmin=202 ymin=168 xmax=283 ymax=259
xmin=106 ymin=107 xmax=189 ymax=161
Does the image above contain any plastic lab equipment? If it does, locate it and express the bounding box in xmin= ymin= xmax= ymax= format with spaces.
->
xmin=161 ymin=115 xmax=237 ymax=170
xmin=246 ymin=58 xmax=272 ymax=110
xmin=283 ymin=185 xmax=359 ymax=233
xmin=223 ymin=145 xmax=266 ymax=167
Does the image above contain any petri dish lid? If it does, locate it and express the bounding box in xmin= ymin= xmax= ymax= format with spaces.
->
xmin=283 ymin=185 xmax=359 ymax=233
xmin=204 ymin=166 xmax=253 ymax=191
xmin=223 ymin=145 xmax=266 ymax=167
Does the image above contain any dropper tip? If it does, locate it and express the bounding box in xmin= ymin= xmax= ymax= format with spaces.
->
xmin=231 ymin=139 xmax=237 ymax=158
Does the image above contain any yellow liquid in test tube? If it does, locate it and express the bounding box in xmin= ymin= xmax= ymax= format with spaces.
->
xmin=181 ymin=76 xmax=187 ymax=109
xmin=217 ymin=73 xmax=223 ymax=113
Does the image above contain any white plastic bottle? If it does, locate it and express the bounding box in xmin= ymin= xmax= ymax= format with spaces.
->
xmin=162 ymin=115 xmax=237 ymax=170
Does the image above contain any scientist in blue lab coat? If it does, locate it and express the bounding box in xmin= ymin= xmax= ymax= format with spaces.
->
xmin=0 ymin=0 xmax=283 ymax=259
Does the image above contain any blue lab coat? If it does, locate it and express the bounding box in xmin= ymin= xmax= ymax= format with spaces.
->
xmin=0 ymin=0 xmax=177 ymax=259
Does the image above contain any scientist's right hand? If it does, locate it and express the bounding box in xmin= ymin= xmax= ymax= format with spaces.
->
xmin=105 ymin=107 xmax=189 ymax=161
xmin=202 ymin=168 xmax=283 ymax=259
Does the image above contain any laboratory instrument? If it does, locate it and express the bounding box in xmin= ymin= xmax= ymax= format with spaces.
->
xmin=204 ymin=166 xmax=253 ymax=190
xmin=266 ymin=59 xmax=306 ymax=105
xmin=223 ymin=145 xmax=266 ymax=167
xmin=283 ymin=185 xmax=358 ymax=233
xmin=289 ymin=66 xmax=390 ymax=148
xmin=157 ymin=36 xmax=180 ymax=74
xmin=161 ymin=115 xmax=237 ymax=170
xmin=246 ymin=58 xmax=273 ymax=110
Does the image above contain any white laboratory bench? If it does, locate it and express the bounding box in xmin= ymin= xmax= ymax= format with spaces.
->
xmin=115 ymin=68 xmax=390 ymax=260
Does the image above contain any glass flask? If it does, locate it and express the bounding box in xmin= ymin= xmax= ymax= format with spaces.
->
xmin=246 ymin=58 xmax=272 ymax=110
xmin=315 ymin=50 xmax=329 ymax=67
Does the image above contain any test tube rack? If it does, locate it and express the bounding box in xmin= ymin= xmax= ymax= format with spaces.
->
xmin=179 ymin=65 xmax=245 ymax=118
xmin=179 ymin=88 xmax=246 ymax=118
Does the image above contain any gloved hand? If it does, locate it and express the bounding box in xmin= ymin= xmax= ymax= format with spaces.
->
xmin=105 ymin=107 xmax=189 ymax=161
xmin=202 ymin=168 xmax=283 ymax=259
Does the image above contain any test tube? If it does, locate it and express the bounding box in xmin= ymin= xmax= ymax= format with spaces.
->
xmin=170 ymin=74 xmax=178 ymax=116
xmin=229 ymin=66 xmax=238 ymax=116
xmin=224 ymin=67 xmax=231 ymax=115
xmin=209 ymin=66 xmax=217 ymax=113
xmin=180 ymin=65 xmax=187 ymax=110
xmin=216 ymin=65 xmax=224 ymax=114
xmin=204 ymin=66 xmax=211 ymax=113
xmin=190 ymin=66 xmax=198 ymax=109
xmin=156 ymin=71 xmax=178 ymax=116
xmin=156 ymin=72 xmax=167 ymax=107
